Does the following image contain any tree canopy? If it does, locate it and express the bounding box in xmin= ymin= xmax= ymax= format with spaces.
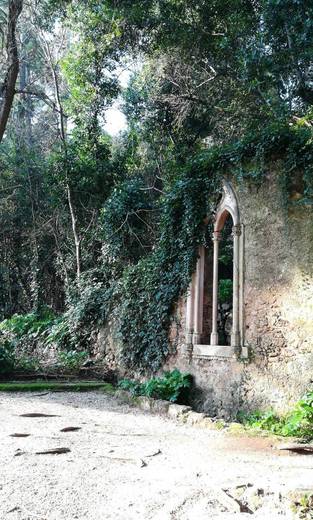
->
xmin=0 ymin=0 xmax=312 ymax=370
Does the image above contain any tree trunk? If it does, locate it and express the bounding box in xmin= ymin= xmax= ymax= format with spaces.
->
xmin=0 ymin=0 xmax=23 ymax=143
xmin=67 ymin=184 xmax=81 ymax=282
xmin=44 ymin=38 xmax=82 ymax=284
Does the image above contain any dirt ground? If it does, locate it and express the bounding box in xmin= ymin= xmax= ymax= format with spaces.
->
xmin=0 ymin=391 xmax=312 ymax=520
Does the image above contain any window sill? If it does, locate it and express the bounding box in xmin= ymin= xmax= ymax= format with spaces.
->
xmin=192 ymin=344 xmax=240 ymax=359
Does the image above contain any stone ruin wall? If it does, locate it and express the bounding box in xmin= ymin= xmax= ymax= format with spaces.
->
xmin=165 ymin=167 xmax=313 ymax=418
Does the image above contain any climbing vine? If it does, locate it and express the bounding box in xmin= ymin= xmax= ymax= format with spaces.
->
xmin=101 ymin=122 xmax=313 ymax=373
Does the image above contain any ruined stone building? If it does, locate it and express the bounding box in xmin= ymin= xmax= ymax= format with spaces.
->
xmin=165 ymin=170 xmax=313 ymax=417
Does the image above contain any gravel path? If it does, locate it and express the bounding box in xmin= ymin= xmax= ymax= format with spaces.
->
xmin=0 ymin=391 xmax=312 ymax=520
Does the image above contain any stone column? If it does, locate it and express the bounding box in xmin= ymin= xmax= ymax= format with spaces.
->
xmin=231 ymin=224 xmax=241 ymax=347
xmin=192 ymin=247 xmax=205 ymax=345
xmin=239 ymin=225 xmax=245 ymax=348
xmin=185 ymin=275 xmax=195 ymax=347
xmin=210 ymin=231 xmax=221 ymax=346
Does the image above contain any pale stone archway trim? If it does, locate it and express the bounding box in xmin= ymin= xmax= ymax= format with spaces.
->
xmin=185 ymin=181 xmax=246 ymax=359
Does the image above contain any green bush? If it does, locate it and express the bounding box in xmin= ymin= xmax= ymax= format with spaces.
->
xmin=237 ymin=409 xmax=281 ymax=433
xmin=118 ymin=378 xmax=143 ymax=396
xmin=281 ymin=392 xmax=313 ymax=438
xmin=238 ymin=390 xmax=313 ymax=440
xmin=118 ymin=369 xmax=192 ymax=403
xmin=0 ymin=310 xmax=56 ymax=339
xmin=101 ymin=178 xmax=157 ymax=263
xmin=0 ymin=310 xmax=57 ymax=376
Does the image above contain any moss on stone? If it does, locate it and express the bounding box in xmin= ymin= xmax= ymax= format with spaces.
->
xmin=0 ymin=381 xmax=115 ymax=393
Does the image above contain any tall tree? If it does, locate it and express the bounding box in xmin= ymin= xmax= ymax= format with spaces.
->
xmin=0 ymin=0 xmax=23 ymax=142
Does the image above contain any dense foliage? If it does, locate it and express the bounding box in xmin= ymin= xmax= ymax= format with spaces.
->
xmin=0 ymin=0 xmax=313 ymax=373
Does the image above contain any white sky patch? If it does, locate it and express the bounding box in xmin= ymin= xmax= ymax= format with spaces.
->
xmin=104 ymin=61 xmax=142 ymax=136
xmin=104 ymin=66 xmax=132 ymax=136
xmin=104 ymin=102 xmax=128 ymax=136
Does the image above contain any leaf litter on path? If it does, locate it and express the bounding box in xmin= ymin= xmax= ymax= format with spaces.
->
xmin=35 ymin=447 xmax=71 ymax=455
xmin=60 ymin=426 xmax=81 ymax=432
xmin=10 ymin=433 xmax=30 ymax=438
xmin=14 ymin=447 xmax=71 ymax=456
xmin=19 ymin=413 xmax=60 ymax=418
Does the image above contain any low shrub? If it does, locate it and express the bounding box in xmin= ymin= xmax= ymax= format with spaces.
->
xmin=0 ymin=310 xmax=58 ymax=376
xmin=118 ymin=369 xmax=192 ymax=403
xmin=238 ymin=390 xmax=313 ymax=440
xmin=118 ymin=378 xmax=143 ymax=396
xmin=0 ymin=310 xmax=94 ymax=375
xmin=281 ymin=392 xmax=313 ymax=439
xmin=45 ymin=317 xmax=71 ymax=347
xmin=0 ymin=310 xmax=56 ymax=339
xmin=237 ymin=410 xmax=282 ymax=433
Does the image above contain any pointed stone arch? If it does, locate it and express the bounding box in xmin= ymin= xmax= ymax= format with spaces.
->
xmin=214 ymin=181 xmax=240 ymax=231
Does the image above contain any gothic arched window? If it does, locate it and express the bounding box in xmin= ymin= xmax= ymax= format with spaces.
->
xmin=185 ymin=181 xmax=245 ymax=358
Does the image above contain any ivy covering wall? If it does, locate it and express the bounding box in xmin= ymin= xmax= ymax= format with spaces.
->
xmin=43 ymin=122 xmax=312 ymax=374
